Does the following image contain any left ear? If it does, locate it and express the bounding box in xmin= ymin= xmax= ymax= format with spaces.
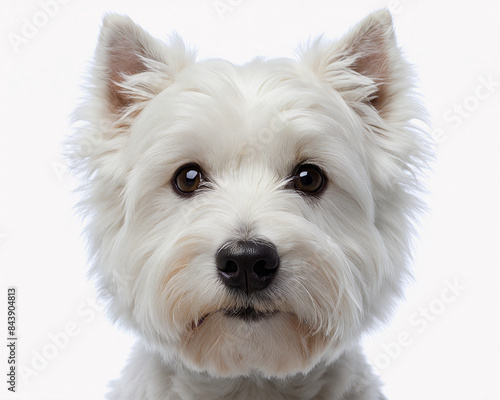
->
xmin=302 ymin=10 xmax=409 ymax=119
xmin=93 ymin=14 xmax=193 ymax=117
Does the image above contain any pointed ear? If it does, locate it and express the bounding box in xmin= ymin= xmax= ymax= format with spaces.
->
xmin=303 ymin=10 xmax=409 ymax=118
xmin=93 ymin=14 xmax=192 ymax=115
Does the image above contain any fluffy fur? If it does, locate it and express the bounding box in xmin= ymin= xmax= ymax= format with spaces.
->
xmin=68 ymin=9 xmax=429 ymax=399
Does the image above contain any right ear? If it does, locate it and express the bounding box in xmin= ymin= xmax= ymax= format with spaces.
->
xmin=93 ymin=14 xmax=193 ymax=116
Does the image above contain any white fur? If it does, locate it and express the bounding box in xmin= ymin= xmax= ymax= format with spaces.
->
xmin=68 ymin=9 xmax=430 ymax=399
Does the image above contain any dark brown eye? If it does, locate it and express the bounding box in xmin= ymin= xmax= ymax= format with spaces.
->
xmin=173 ymin=164 xmax=202 ymax=195
xmin=293 ymin=164 xmax=325 ymax=194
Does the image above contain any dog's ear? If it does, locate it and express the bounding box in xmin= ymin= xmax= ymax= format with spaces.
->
xmin=303 ymin=10 xmax=408 ymax=118
xmin=93 ymin=14 xmax=193 ymax=116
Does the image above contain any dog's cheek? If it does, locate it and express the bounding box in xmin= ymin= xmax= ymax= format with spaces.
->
xmin=126 ymin=220 xmax=230 ymax=343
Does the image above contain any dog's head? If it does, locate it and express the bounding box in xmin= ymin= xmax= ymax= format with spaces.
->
xmin=69 ymin=10 xmax=429 ymax=378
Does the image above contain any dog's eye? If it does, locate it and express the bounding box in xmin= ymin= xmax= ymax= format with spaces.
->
xmin=173 ymin=164 xmax=202 ymax=195
xmin=293 ymin=164 xmax=325 ymax=194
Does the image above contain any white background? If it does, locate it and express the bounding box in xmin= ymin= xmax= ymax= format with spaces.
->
xmin=1 ymin=0 xmax=500 ymax=399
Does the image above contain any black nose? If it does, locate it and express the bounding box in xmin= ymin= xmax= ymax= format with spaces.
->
xmin=216 ymin=240 xmax=280 ymax=295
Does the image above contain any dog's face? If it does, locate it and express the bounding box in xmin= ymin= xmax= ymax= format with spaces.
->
xmin=70 ymin=11 xmax=428 ymax=378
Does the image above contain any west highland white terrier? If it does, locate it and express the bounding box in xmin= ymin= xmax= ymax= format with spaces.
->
xmin=69 ymin=9 xmax=429 ymax=399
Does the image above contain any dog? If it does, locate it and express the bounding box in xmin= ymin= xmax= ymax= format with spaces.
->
xmin=68 ymin=9 xmax=429 ymax=399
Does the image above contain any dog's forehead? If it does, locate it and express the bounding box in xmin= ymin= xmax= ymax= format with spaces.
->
xmin=138 ymin=58 xmax=352 ymax=174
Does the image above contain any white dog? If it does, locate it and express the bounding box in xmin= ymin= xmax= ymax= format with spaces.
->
xmin=69 ymin=9 xmax=429 ymax=399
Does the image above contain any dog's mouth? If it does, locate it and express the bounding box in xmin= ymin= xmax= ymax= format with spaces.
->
xmin=193 ymin=307 xmax=278 ymax=328
xmin=223 ymin=306 xmax=279 ymax=322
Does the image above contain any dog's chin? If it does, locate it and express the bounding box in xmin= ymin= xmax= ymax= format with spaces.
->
xmin=180 ymin=309 xmax=330 ymax=378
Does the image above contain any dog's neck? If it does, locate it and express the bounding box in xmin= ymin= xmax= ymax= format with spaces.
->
xmin=171 ymin=363 xmax=331 ymax=400
xmin=112 ymin=344 xmax=384 ymax=400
